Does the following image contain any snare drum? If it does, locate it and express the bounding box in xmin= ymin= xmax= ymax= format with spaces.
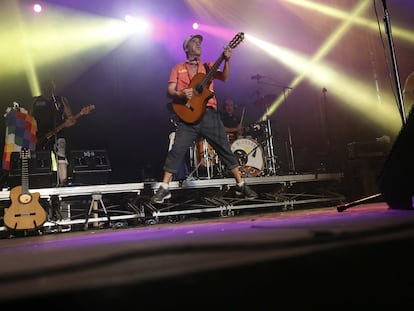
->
xmin=194 ymin=139 xmax=217 ymax=167
xmin=231 ymin=137 xmax=264 ymax=177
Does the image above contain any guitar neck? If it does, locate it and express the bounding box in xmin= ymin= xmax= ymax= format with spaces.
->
xmin=200 ymin=32 xmax=244 ymax=89
xmin=45 ymin=111 xmax=82 ymax=139
xmin=21 ymin=155 xmax=29 ymax=194
xmin=198 ymin=54 xmax=225 ymax=91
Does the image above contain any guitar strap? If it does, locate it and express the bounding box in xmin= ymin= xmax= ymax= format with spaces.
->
xmin=203 ymin=62 xmax=211 ymax=74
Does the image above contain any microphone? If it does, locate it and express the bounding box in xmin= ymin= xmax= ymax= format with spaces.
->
xmin=251 ymin=74 xmax=262 ymax=80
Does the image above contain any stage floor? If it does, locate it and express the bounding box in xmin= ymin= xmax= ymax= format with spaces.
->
xmin=0 ymin=200 xmax=414 ymax=308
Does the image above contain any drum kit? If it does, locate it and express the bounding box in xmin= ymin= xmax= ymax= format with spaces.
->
xmin=185 ymin=118 xmax=279 ymax=179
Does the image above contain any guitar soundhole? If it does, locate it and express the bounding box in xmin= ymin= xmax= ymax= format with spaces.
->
xmin=195 ymin=85 xmax=203 ymax=94
xmin=19 ymin=194 xmax=32 ymax=204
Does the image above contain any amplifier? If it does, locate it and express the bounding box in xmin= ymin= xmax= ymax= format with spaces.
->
xmin=9 ymin=151 xmax=52 ymax=175
xmin=8 ymin=151 xmax=54 ymax=188
xmin=70 ymin=149 xmax=112 ymax=185
xmin=347 ymin=141 xmax=391 ymax=159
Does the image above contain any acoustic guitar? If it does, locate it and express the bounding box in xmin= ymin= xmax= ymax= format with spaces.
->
xmin=37 ymin=105 xmax=95 ymax=148
xmin=4 ymin=148 xmax=47 ymax=231
xmin=172 ymin=32 xmax=245 ymax=124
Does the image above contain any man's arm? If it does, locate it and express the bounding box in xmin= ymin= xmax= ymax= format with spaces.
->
xmin=62 ymin=97 xmax=76 ymax=127
xmin=215 ymin=47 xmax=231 ymax=82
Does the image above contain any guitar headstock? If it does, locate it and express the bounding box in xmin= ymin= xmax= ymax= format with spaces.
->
xmin=228 ymin=32 xmax=245 ymax=49
xmin=20 ymin=148 xmax=31 ymax=160
xmin=81 ymin=105 xmax=95 ymax=115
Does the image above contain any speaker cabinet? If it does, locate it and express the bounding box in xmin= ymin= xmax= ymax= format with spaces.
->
xmin=377 ymin=108 xmax=414 ymax=209
xmin=8 ymin=151 xmax=54 ymax=189
xmin=70 ymin=149 xmax=112 ymax=185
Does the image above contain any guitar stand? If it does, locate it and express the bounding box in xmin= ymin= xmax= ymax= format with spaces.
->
xmin=84 ymin=192 xmax=111 ymax=230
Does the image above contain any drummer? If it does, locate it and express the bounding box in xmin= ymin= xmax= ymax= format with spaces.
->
xmin=220 ymin=98 xmax=244 ymax=143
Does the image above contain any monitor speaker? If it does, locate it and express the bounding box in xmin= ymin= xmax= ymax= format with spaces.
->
xmin=8 ymin=151 xmax=54 ymax=189
xmin=377 ymin=107 xmax=414 ymax=209
xmin=70 ymin=149 xmax=112 ymax=185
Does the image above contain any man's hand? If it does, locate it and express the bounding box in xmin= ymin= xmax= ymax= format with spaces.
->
xmin=223 ymin=46 xmax=232 ymax=61
xmin=181 ymin=88 xmax=194 ymax=100
xmin=64 ymin=117 xmax=76 ymax=128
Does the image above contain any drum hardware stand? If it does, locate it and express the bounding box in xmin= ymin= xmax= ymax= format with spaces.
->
xmin=187 ymin=158 xmax=205 ymax=180
xmin=84 ymin=192 xmax=111 ymax=230
xmin=257 ymin=102 xmax=278 ymax=176
xmin=187 ymin=140 xmax=217 ymax=180
xmin=275 ymin=85 xmax=297 ymax=174
xmin=287 ymin=125 xmax=296 ymax=173
xmin=261 ymin=85 xmax=296 ymax=174
xmin=262 ymin=117 xmax=278 ymax=176
xmin=255 ymin=77 xmax=294 ymax=174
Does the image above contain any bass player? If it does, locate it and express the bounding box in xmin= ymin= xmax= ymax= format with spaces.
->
xmin=30 ymin=79 xmax=76 ymax=187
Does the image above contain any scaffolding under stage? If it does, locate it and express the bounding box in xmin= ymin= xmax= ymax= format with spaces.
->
xmin=0 ymin=172 xmax=345 ymax=234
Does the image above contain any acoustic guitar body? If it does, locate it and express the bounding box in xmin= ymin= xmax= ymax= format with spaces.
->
xmin=172 ymin=73 xmax=213 ymax=124
xmin=4 ymin=186 xmax=46 ymax=230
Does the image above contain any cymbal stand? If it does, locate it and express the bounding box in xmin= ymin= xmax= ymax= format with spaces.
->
xmin=256 ymin=78 xmax=295 ymax=174
xmin=186 ymin=144 xmax=201 ymax=180
xmin=287 ymin=125 xmax=296 ymax=173
xmin=263 ymin=117 xmax=278 ymax=176
xmin=280 ymin=86 xmax=296 ymax=173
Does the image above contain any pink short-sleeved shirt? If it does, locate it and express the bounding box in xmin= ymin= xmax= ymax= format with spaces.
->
xmin=168 ymin=61 xmax=217 ymax=110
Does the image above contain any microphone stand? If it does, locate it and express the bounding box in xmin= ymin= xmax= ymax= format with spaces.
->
xmin=382 ymin=0 xmax=406 ymax=124
xmin=336 ymin=1 xmax=405 ymax=213
xmin=336 ymin=193 xmax=382 ymax=212
xmin=51 ymin=94 xmax=60 ymax=187
xmin=336 ymin=0 xmax=407 ymax=212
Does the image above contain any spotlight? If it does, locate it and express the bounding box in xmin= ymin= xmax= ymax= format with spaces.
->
xmin=33 ymin=3 xmax=42 ymax=13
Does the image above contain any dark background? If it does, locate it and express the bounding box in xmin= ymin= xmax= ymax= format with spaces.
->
xmin=1 ymin=0 xmax=413 ymax=184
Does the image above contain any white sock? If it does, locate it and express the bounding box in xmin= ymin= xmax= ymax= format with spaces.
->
xmin=237 ymin=181 xmax=244 ymax=187
xmin=160 ymin=182 xmax=169 ymax=190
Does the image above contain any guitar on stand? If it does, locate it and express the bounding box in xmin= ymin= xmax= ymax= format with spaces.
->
xmin=3 ymin=148 xmax=47 ymax=231
xmin=172 ymin=32 xmax=245 ymax=124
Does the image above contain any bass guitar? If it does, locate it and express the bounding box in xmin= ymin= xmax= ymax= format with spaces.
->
xmin=172 ymin=32 xmax=245 ymax=124
xmin=4 ymin=148 xmax=47 ymax=231
xmin=37 ymin=105 xmax=95 ymax=148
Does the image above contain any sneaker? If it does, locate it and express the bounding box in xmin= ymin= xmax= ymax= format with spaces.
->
xmin=151 ymin=187 xmax=171 ymax=204
xmin=235 ymin=184 xmax=258 ymax=199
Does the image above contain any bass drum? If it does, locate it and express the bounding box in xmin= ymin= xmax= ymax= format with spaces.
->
xmin=231 ymin=137 xmax=264 ymax=177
